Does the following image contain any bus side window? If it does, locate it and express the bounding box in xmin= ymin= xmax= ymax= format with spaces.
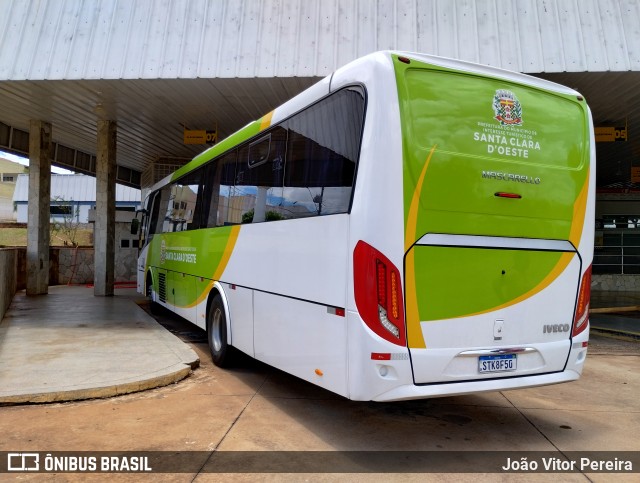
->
xmin=202 ymin=150 xmax=238 ymax=227
xmin=188 ymin=167 xmax=206 ymax=230
xmin=281 ymin=86 xmax=365 ymax=218
xmin=147 ymin=186 xmax=171 ymax=239
xmin=145 ymin=191 xmax=160 ymax=245
xmin=163 ymin=170 xmax=203 ymax=232
xmin=234 ymin=127 xmax=287 ymax=224
xmin=230 ymin=145 xmax=252 ymax=224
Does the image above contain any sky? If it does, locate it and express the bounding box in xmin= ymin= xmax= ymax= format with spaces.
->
xmin=0 ymin=151 xmax=74 ymax=174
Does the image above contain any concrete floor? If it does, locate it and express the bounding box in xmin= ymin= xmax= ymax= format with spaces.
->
xmin=0 ymin=291 xmax=640 ymax=482
xmin=590 ymin=291 xmax=640 ymax=340
xmin=0 ymin=286 xmax=198 ymax=403
xmin=0 ymin=299 xmax=638 ymax=481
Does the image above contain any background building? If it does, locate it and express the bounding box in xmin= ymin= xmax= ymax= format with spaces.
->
xmin=12 ymin=174 xmax=140 ymax=224
xmin=0 ymin=158 xmax=27 ymax=221
xmin=0 ymin=157 xmax=26 ymax=183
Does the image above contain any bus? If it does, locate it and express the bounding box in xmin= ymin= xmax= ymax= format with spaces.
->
xmin=135 ymin=51 xmax=594 ymax=402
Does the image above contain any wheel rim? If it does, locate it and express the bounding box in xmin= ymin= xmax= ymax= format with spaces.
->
xmin=212 ymin=307 xmax=223 ymax=352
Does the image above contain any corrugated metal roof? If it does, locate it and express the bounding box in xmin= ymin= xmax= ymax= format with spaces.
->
xmin=12 ymin=174 xmax=141 ymax=203
xmin=0 ymin=0 xmax=639 ymax=189
xmin=1 ymin=0 xmax=639 ymax=80
xmin=0 ymin=77 xmax=317 ymax=175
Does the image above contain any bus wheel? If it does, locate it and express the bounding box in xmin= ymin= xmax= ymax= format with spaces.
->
xmin=208 ymin=294 xmax=234 ymax=367
xmin=146 ymin=275 xmax=161 ymax=315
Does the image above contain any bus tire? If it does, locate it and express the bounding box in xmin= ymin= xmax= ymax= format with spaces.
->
xmin=207 ymin=294 xmax=234 ymax=367
xmin=146 ymin=274 xmax=161 ymax=315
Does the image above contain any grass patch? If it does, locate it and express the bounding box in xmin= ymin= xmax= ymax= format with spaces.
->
xmin=0 ymin=183 xmax=15 ymax=199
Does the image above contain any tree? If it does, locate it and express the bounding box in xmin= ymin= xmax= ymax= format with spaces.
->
xmin=50 ymin=196 xmax=80 ymax=246
xmin=241 ymin=209 xmax=285 ymax=223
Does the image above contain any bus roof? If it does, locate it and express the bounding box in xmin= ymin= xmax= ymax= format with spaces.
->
xmin=149 ymin=50 xmax=584 ymax=193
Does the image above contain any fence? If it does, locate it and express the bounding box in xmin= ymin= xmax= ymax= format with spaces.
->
xmin=593 ymin=232 xmax=640 ymax=275
xmin=0 ymin=248 xmax=17 ymax=319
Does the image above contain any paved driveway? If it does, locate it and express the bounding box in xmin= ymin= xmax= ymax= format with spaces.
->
xmin=1 ymin=305 xmax=638 ymax=481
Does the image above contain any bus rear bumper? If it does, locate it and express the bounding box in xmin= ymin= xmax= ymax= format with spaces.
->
xmin=348 ymin=308 xmax=588 ymax=401
xmin=370 ymin=369 xmax=581 ymax=402
xmin=370 ymin=329 xmax=589 ymax=402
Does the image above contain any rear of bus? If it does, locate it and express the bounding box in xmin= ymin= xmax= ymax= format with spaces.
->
xmin=351 ymin=53 xmax=594 ymax=401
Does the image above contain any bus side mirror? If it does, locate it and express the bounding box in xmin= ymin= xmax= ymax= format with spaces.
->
xmin=130 ymin=218 xmax=140 ymax=235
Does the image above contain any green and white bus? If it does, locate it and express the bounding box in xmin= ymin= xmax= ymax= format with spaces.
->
xmin=136 ymin=51 xmax=594 ymax=401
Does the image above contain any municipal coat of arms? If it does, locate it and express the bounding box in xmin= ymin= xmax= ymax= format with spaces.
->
xmin=493 ymin=90 xmax=523 ymax=126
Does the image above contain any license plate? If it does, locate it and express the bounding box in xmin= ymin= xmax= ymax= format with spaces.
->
xmin=479 ymin=354 xmax=517 ymax=373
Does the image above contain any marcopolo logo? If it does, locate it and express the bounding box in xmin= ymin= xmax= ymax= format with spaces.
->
xmin=493 ymin=90 xmax=523 ymax=126
xmin=481 ymin=171 xmax=541 ymax=185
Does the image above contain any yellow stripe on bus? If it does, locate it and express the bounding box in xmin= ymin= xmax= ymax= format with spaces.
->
xmin=182 ymin=225 xmax=241 ymax=309
xmin=213 ymin=225 xmax=241 ymax=280
xmin=260 ymin=111 xmax=274 ymax=130
xmin=405 ymin=145 xmax=437 ymax=252
xmin=405 ymin=145 xmax=437 ymax=349
xmin=569 ymin=167 xmax=590 ymax=248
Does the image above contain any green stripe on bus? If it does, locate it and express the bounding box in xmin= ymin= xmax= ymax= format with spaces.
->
xmin=146 ymin=225 xmax=239 ymax=308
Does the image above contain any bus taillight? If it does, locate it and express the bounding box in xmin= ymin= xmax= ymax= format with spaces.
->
xmin=573 ymin=265 xmax=592 ymax=337
xmin=354 ymin=241 xmax=406 ymax=346
xmin=376 ymin=260 xmax=387 ymax=306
